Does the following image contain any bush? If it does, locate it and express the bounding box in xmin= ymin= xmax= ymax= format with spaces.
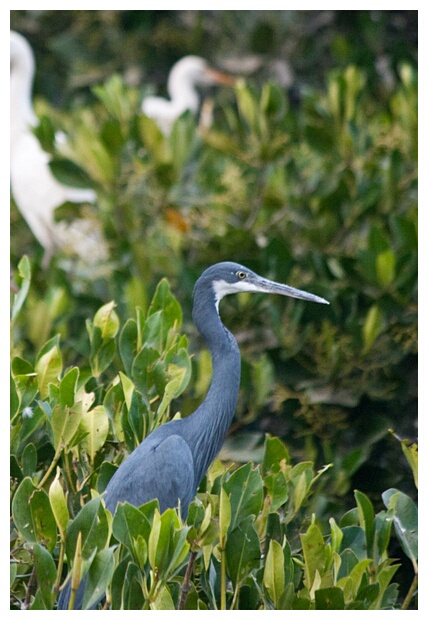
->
xmin=10 ymin=274 xmax=418 ymax=609
xmin=11 ymin=32 xmax=417 ymax=609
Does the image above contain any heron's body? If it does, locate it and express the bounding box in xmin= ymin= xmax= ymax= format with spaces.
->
xmin=10 ymin=31 xmax=100 ymax=266
xmin=57 ymin=262 xmax=328 ymax=609
xmin=142 ymin=55 xmax=234 ymax=135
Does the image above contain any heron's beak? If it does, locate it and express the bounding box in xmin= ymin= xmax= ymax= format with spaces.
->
xmin=205 ymin=67 xmax=237 ymax=87
xmin=251 ymin=277 xmax=329 ymax=305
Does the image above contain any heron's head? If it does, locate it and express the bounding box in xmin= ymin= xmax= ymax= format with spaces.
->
xmin=196 ymin=261 xmax=329 ymax=310
xmin=10 ymin=31 xmax=35 ymax=75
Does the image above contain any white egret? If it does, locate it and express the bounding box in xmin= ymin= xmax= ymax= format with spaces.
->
xmin=142 ymin=55 xmax=235 ymax=135
xmin=10 ymin=31 xmax=106 ymax=267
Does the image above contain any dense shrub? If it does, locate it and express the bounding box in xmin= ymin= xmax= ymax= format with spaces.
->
xmin=10 ymin=12 xmax=417 ymax=609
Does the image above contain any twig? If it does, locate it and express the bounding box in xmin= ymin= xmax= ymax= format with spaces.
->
xmin=23 ymin=565 xmax=37 ymax=609
xmin=178 ymin=551 xmax=197 ymax=610
xmin=401 ymin=572 xmax=418 ymax=610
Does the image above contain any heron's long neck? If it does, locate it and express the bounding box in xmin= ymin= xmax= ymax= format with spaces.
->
xmin=190 ymin=289 xmax=241 ymax=485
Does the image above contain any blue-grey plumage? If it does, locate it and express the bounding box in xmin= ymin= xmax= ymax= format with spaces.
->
xmin=57 ymin=261 xmax=328 ymax=609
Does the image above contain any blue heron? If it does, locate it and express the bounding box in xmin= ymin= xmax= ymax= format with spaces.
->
xmin=57 ymin=261 xmax=328 ymax=609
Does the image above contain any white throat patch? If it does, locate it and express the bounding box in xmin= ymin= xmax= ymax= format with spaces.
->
xmin=212 ymin=279 xmax=261 ymax=311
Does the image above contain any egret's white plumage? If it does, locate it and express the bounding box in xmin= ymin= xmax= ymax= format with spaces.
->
xmin=142 ymin=55 xmax=234 ymax=135
xmin=10 ymin=31 xmax=106 ymax=267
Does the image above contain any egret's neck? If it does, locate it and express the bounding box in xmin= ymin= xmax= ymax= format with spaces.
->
xmin=11 ymin=49 xmax=37 ymax=138
xmin=167 ymin=71 xmax=199 ymax=112
xmin=189 ymin=287 xmax=241 ymax=485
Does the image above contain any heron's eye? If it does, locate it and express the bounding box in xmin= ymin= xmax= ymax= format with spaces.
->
xmin=237 ymin=271 xmax=247 ymax=279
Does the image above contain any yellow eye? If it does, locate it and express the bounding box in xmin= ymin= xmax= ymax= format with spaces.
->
xmin=237 ymin=271 xmax=247 ymax=279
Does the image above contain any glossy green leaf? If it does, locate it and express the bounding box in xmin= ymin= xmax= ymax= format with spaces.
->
xmin=376 ymin=249 xmax=396 ymax=287
xmin=80 ymin=405 xmax=109 ymax=462
xmin=51 ymin=402 xmax=82 ymax=452
xmin=354 ymin=490 xmax=375 ymax=558
xmin=362 ymin=305 xmax=384 ymax=353
xmin=59 ymin=367 xmax=79 ymax=408
xmin=382 ymin=488 xmax=418 ymax=570
xmin=49 ymin=470 xmax=69 ymax=540
xmin=151 ymin=584 xmax=175 ymax=610
xmin=262 ymin=435 xmax=290 ymax=475
xmin=11 ymin=255 xmax=31 ymax=321
xmin=113 ymin=502 xmax=152 ymax=561
xmin=143 ymin=278 xmax=182 ymax=350
xmin=219 ymin=487 xmax=231 ymax=541
xmin=33 ymin=543 xmax=57 ymax=609
xmin=315 ymin=586 xmax=345 ymax=610
xmin=300 ymin=521 xmax=326 ymax=590
xmin=49 ymin=157 xmax=94 ymax=189
xmin=12 ymin=477 xmax=57 ymax=551
xmin=93 ymin=301 xmax=120 ymax=340
xmin=21 ymin=442 xmax=37 ymax=477
xmin=65 ymin=496 xmax=109 ymax=562
xmin=263 ymin=538 xmax=284 ymax=607
xmin=82 ymin=547 xmax=116 ymax=610
xmin=338 ymin=558 xmax=372 ymax=603
xmin=122 ymin=561 xmax=144 ymax=610
xmin=10 ymin=372 xmax=20 ymax=420
xmin=119 ymin=318 xmax=139 ymax=376
xmin=223 ymin=463 xmax=263 ymax=531
xmin=225 ymin=516 xmax=260 ymax=587
xmin=35 ymin=338 xmax=62 ymax=399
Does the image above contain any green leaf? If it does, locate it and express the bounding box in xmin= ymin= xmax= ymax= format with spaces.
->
xmin=59 ymin=367 xmax=79 ymax=408
xmin=49 ymin=157 xmax=94 ymax=189
xmin=223 ymin=463 xmax=263 ymax=531
xmin=49 ymin=470 xmax=69 ymax=541
xmin=119 ymin=319 xmax=139 ymax=376
xmin=12 ymin=477 xmax=57 ymax=551
xmin=329 ymin=517 xmax=344 ymax=555
xmin=376 ymin=249 xmax=396 ymax=287
xmin=156 ymin=361 xmax=190 ymax=418
xmin=263 ymin=538 xmax=285 ymax=607
xmin=225 ymin=516 xmax=260 ymax=587
xmin=143 ymin=278 xmax=182 ymax=351
xmin=21 ymin=442 xmax=37 ymax=477
xmin=354 ymin=490 xmax=375 ymax=558
xmin=315 ymin=586 xmax=345 ymax=610
xmin=362 ymin=305 xmax=384 ymax=353
xmin=148 ymin=508 xmax=161 ymax=570
xmin=300 ymin=521 xmax=326 ymax=591
xmin=35 ymin=338 xmax=62 ymax=399
xmin=93 ymin=301 xmax=120 ymax=340
xmin=382 ymin=488 xmax=418 ymax=571
xmin=390 ymin=431 xmax=418 ymax=488
xmin=117 ymin=560 xmax=144 ymax=610
xmin=65 ymin=496 xmax=109 ymax=562
xmin=338 ymin=558 xmax=372 ymax=603
xmin=80 ymin=405 xmax=109 ymax=462
xmin=340 ymin=526 xmax=367 ymax=562
xmin=11 ymin=255 xmax=31 ymax=321
xmin=264 ymin=470 xmax=289 ymax=512
xmin=151 ymin=584 xmax=175 ymax=610
xmin=51 ymin=402 xmax=83 ymax=452
xmin=10 ymin=372 xmax=20 ymax=420
xmin=236 ymin=81 xmax=259 ymax=132
xmin=262 ymin=435 xmax=290 ymax=476
xmin=113 ymin=502 xmax=152 ymax=565
xmin=147 ymin=508 xmax=189 ymax=580
xmin=82 ymin=547 xmax=116 ymax=610
xmin=33 ymin=543 xmax=57 ymax=609
xmin=219 ymin=487 xmax=231 ymax=542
